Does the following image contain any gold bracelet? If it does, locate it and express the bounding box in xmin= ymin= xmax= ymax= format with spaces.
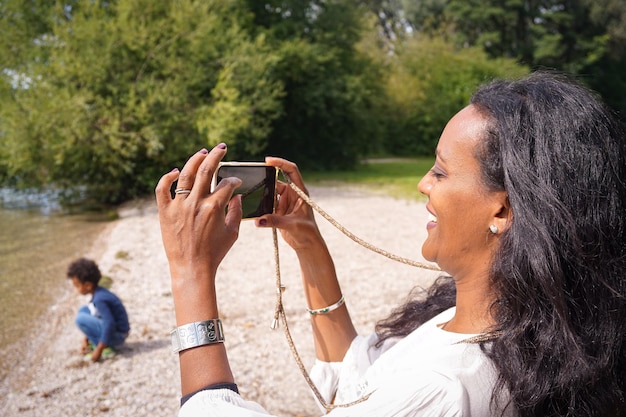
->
xmin=307 ymin=295 xmax=345 ymax=315
xmin=170 ymin=319 xmax=224 ymax=353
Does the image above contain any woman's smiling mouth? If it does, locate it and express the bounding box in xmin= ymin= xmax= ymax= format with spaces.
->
xmin=427 ymin=212 xmax=438 ymax=230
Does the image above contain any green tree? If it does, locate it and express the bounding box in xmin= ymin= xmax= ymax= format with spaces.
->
xmin=1 ymin=0 xmax=285 ymax=203
xmin=382 ymin=37 xmax=528 ymax=155
xmin=355 ymin=0 xmax=408 ymax=45
xmin=401 ymin=0 xmax=451 ymax=37
xmin=1 ymin=0 xmax=383 ymax=204
xmin=403 ymin=0 xmax=626 ymax=117
xmin=578 ymin=0 xmax=626 ymax=117
xmin=403 ymin=0 xmax=606 ymax=67
xmin=242 ymin=0 xmax=387 ymax=169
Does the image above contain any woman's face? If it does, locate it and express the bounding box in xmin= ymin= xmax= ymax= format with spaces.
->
xmin=418 ymin=105 xmax=506 ymax=278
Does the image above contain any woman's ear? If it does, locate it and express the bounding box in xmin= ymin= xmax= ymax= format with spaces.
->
xmin=492 ymin=191 xmax=513 ymax=233
xmin=491 ymin=192 xmax=511 ymax=234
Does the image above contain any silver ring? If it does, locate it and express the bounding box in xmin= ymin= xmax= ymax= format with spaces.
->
xmin=174 ymin=188 xmax=191 ymax=195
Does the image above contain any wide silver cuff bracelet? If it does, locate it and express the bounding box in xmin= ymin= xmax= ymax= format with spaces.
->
xmin=170 ymin=318 xmax=225 ymax=353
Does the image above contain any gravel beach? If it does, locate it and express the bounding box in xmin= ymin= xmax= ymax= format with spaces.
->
xmin=0 ymin=186 xmax=441 ymax=417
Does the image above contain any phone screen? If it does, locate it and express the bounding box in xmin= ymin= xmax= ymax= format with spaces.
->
xmin=215 ymin=164 xmax=277 ymax=219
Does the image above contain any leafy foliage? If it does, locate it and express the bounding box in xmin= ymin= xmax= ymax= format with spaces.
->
xmin=0 ymin=0 xmax=384 ymax=204
xmin=1 ymin=0 xmax=622 ymax=206
xmin=381 ymin=38 xmax=528 ymax=155
xmin=403 ymin=0 xmax=626 ymax=118
xmin=244 ymin=0 xmax=386 ymax=170
xmin=1 ymin=0 xmax=269 ymax=203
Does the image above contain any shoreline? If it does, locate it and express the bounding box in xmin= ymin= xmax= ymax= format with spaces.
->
xmin=0 ymin=206 xmax=109 ymax=380
xmin=0 ymin=187 xmax=440 ymax=417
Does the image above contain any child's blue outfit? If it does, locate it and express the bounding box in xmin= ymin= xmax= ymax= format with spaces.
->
xmin=75 ymin=286 xmax=130 ymax=348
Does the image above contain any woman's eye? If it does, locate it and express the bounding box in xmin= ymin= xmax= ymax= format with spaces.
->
xmin=429 ymin=169 xmax=445 ymax=179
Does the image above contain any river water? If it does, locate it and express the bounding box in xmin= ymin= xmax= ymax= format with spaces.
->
xmin=0 ymin=192 xmax=108 ymax=381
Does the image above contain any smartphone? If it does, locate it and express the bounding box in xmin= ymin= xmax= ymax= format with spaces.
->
xmin=211 ymin=162 xmax=278 ymax=219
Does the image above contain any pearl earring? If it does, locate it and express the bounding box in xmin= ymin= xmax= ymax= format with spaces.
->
xmin=489 ymin=224 xmax=499 ymax=234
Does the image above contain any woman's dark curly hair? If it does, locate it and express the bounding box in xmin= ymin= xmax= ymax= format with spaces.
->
xmin=377 ymin=72 xmax=626 ymax=416
xmin=66 ymin=257 xmax=102 ymax=285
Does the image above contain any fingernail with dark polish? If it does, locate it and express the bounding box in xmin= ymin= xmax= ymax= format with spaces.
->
xmin=171 ymin=168 xmax=179 ymax=173
xmin=217 ymin=143 xmax=227 ymax=150
xmin=200 ymin=148 xmax=208 ymax=154
xmin=258 ymin=219 xmax=267 ymax=226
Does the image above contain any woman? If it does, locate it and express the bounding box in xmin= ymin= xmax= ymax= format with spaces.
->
xmin=156 ymin=72 xmax=626 ymax=416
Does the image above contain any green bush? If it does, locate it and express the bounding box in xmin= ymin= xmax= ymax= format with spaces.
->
xmin=0 ymin=0 xmax=385 ymax=205
xmin=381 ymin=37 xmax=528 ymax=156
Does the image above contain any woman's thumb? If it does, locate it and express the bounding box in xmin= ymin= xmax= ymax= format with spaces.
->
xmin=255 ymin=214 xmax=286 ymax=229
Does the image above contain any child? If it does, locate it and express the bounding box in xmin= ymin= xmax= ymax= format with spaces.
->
xmin=67 ymin=257 xmax=130 ymax=362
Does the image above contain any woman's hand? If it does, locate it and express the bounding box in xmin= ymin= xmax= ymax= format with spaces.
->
xmin=155 ymin=145 xmax=243 ymax=287
xmin=257 ymin=157 xmax=358 ymax=361
xmin=155 ymin=145 xmax=240 ymax=394
xmin=255 ymin=157 xmax=323 ymax=250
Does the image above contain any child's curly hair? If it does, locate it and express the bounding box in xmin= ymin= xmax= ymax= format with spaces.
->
xmin=66 ymin=258 xmax=101 ymax=285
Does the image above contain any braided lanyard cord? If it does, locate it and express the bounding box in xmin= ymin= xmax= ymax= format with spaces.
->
xmin=271 ymin=227 xmax=370 ymax=412
xmin=269 ymin=171 xmax=442 ymax=413
xmin=283 ymin=173 xmax=442 ymax=272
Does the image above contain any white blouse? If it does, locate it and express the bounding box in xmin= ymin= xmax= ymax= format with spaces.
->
xmin=179 ymin=307 xmax=513 ymax=417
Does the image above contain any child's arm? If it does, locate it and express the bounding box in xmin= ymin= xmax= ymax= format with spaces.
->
xmin=80 ymin=336 xmax=91 ymax=354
